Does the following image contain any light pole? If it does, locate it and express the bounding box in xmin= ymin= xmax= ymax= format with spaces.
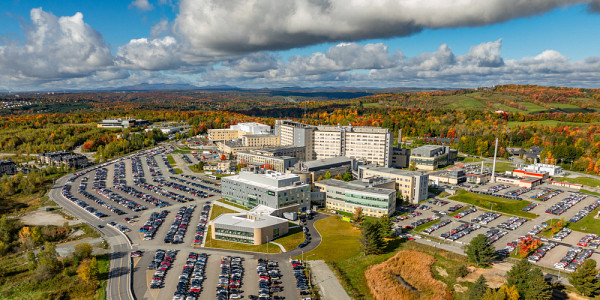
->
xmin=490 ymin=203 xmax=495 ymax=214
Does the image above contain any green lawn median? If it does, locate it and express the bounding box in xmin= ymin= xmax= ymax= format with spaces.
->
xmin=449 ymin=189 xmax=537 ymax=218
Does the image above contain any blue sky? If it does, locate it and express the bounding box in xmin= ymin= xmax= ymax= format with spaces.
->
xmin=1 ymin=0 xmax=600 ymax=91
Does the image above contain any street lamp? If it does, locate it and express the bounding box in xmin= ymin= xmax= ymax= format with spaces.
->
xmin=490 ymin=203 xmax=495 ymax=214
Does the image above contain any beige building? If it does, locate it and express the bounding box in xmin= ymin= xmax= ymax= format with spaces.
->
xmin=203 ymin=161 xmax=235 ymax=172
xmin=358 ymin=165 xmax=429 ymax=204
xmin=208 ymin=122 xmax=272 ymax=142
xmin=241 ymin=134 xmax=279 ymax=148
xmin=237 ymin=152 xmax=297 ymax=172
xmin=314 ymin=178 xmax=396 ymax=217
xmin=409 ymin=145 xmax=457 ymax=171
xmin=211 ymin=212 xmax=289 ymax=245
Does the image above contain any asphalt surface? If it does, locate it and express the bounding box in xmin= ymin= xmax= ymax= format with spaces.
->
xmin=49 ymin=147 xmax=326 ymax=300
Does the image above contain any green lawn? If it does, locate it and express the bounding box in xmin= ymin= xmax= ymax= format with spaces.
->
xmin=414 ymin=219 xmax=441 ymax=232
xmin=172 ymin=168 xmax=183 ymax=174
xmin=581 ymin=189 xmax=600 ymax=196
xmin=297 ymin=216 xmax=362 ymax=262
xmin=96 ymin=254 xmax=110 ymax=300
xmin=520 ymin=102 xmax=548 ymax=113
xmin=552 ymin=176 xmax=600 ymax=187
xmin=457 ymin=155 xmax=484 ymax=163
xmin=507 ymin=120 xmax=590 ymax=128
xmin=273 ymin=225 xmax=304 ymax=251
xmin=171 ymin=150 xmax=191 ymax=154
xmin=444 ymin=95 xmax=485 ymax=110
xmin=216 ymin=199 xmax=249 ymax=211
xmin=448 ymin=206 xmax=468 ymax=217
xmin=485 ymin=162 xmax=514 ymax=173
xmin=550 ymin=103 xmax=590 ymax=113
xmin=210 ymin=204 xmax=238 ymax=220
xmin=167 ymin=155 xmax=176 ymax=165
xmin=204 ymin=225 xmax=281 ymax=253
xmin=569 ymin=207 xmax=600 ymax=234
xmin=449 ymin=190 xmax=537 ymax=218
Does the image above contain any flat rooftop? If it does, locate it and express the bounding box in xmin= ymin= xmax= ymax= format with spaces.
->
xmin=212 ymin=212 xmax=288 ymax=229
xmin=317 ymin=179 xmax=395 ymax=195
xmin=360 ymin=165 xmax=424 ymax=177
xmin=302 ymin=156 xmax=352 ymax=169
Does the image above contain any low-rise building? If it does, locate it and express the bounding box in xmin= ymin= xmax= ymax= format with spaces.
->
xmin=409 ymin=145 xmax=457 ymax=170
xmin=251 ymin=146 xmax=306 ymax=161
xmin=97 ymin=118 xmax=149 ymax=129
xmin=357 ymin=165 xmax=428 ymax=204
xmin=429 ymin=168 xmax=466 ymax=185
xmin=208 ymin=122 xmax=271 ymax=141
xmin=237 ymin=152 xmax=297 ymax=172
xmin=241 ymin=134 xmax=280 ymax=148
xmin=203 ymin=161 xmax=235 ymax=172
xmin=38 ymin=151 xmax=88 ymax=169
xmin=0 ymin=160 xmax=17 ymax=176
xmin=314 ymin=178 xmax=396 ymax=217
xmin=495 ymin=174 xmax=542 ymax=188
xmin=520 ymin=163 xmax=564 ymax=177
xmin=221 ymin=170 xmax=310 ymax=215
xmin=292 ymin=156 xmax=354 ymax=184
xmin=211 ymin=210 xmax=289 ymax=245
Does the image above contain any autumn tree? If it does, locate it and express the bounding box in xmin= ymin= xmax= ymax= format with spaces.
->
xmin=73 ymin=242 xmax=93 ymax=263
xmin=408 ymin=161 xmax=417 ymax=171
xmin=352 ymin=207 xmax=364 ymax=225
xmin=77 ymin=257 xmax=99 ymax=282
xmin=323 ymin=171 xmax=332 ymax=180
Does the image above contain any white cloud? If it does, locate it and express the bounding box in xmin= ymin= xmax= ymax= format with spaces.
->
xmin=172 ymin=0 xmax=598 ymax=56
xmin=117 ymin=36 xmax=182 ymax=70
xmin=129 ymin=0 xmax=154 ymax=11
xmin=0 ymin=8 xmax=113 ymax=84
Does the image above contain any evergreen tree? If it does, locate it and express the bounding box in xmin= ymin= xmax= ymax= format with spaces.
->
xmin=378 ymin=215 xmax=393 ymax=238
xmin=522 ymin=269 xmax=552 ymax=300
xmin=454 ymin=264 xmax=469 ymax=278
xmin=506 ymin=259 xmax=533 ymax=295
xmin=465 ymin=234 xmax=495 ymax=266
xmin=26 ymin=250 xmax=37 ymax=271
xmin=360 ymin=220 xmax=385 ymax=255
xmin=468 ymin=275 xmax=488 ymax=300
xmin=569 ymin=259 xmax=600 ymax=297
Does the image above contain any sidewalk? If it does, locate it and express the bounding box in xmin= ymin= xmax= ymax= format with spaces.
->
xmin=212 ymin=200 xmax=247 ymax=213
xmin=307 ymin=260 xmax=353 ymax=300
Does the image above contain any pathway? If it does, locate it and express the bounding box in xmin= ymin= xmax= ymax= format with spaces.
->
xmin=308 ymin=260 xmax=353 ymax=300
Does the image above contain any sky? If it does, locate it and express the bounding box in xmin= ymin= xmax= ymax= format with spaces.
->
xmin=1 ymin=0 xmax=600 ymax=91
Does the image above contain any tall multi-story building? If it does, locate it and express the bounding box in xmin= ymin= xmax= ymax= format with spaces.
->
xmin=276 ymin=120 xmax=393 ymax=166
xmin=314 ymin=177 xmax=397 ymax=217
xmin=97 ymin=118 xmax=149 ymax=129
xmin=221 ymin=170 xmax=310 ymax=215
xmin=358 ymin=165 xmax=429 ymax=204
xmin=275 ymin=120 xmax=316 ymax=160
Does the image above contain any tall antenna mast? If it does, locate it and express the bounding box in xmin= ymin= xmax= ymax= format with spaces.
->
xmin=491 ymin=138 xmax=499 ymax=183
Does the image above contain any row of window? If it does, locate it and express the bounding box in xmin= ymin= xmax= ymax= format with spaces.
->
xmin=215 ymin=235 xmax=253 ymax=244
xmin=215 ymin=227 xmax=254 ymax=237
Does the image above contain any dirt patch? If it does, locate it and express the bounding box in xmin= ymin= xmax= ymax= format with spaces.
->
xmin=69 ymin=229 xmax=85 ymax=238
xmin=456 ymin=264 xmax=508 ymax=288
xmin=453 ymin=284 xmax=468 ymax=293
xmin=435 ymin=266 xmax=449 ymax=277
xmin=567 ymin=292 xmax=588 ymax=300
xmin=20 ymin=210 xmax=82 ymax=226
xmin=365 ymin=250 xmax=451 ymax=300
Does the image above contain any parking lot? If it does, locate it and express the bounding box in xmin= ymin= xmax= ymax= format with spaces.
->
xmin=395 ymin=181 xmax=600 ymax=272
xmin=59 ymin=145 xmax=319 ymax=300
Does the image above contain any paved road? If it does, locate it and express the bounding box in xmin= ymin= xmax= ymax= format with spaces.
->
xmin=49 ymin=174 xmax=133 ymax=300
xmin=308 ymin=260 xmax=352 ymax=300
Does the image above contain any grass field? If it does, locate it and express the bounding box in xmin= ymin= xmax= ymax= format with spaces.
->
xmin=167 ymin=155 xmax=176 ymax=165
xmin=305 ymin=216 xmax=470 ymax=299
xmin=485 ymin=162 xmax=514 ymax=173
xmin=204 ymin=225 xmax=281 ymax=254
xmin=568 ymin=207 xmax=600 ymax=234
xmin=550 ymin=103 xmax=590 ymax=113
xmin=172 ymin=168 xmax=183 ymax=174
xmin=298 ymin=216 xmax=362 ymax=262
xmin=216 ymin=199 xmax=249 ymax=211
xmin=520 ymin=102 xmax=548 ymax=113
xmin=273 ymin=226 xmax=304 ymax=251
xmin=449 ymin=190 xmax=537 ymax=218
xmin=457 ymin=155 xmax=484 ymax=163
xmin=581 ymin=189 xmax=600 ymax=196
xmin=445 ymin=95 xmax=485 ymax=110
xmin=96 ymin=254 xmax=110 ymax=300
xmin=507 ymin=120 xmax=590 ymax=128
xmin=171 ymin=150 xmax=191 ymax=154
xmin=210 ymin=204 xmax=237 ymax=221
xmin=335 ymin=210 xmax=378 ymax=223
xmin=552 ymin=176 xmax=600 ymax=187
